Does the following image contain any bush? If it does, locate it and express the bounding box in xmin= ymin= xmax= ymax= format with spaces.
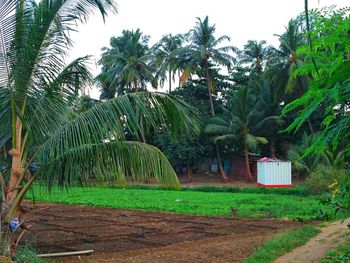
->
xmin=303 ymin=167 xmax=348 ymax=195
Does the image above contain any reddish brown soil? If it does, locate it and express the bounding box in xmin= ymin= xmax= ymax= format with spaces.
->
xmin=20 ymin=203 xmax=299 ymax=262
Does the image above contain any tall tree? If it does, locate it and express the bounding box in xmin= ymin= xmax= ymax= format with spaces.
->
xmin=181 ymin=16 xmax=236 ymax=115
xmin=255 ymin=77 xmax=284 ymax=158
xmin=238 ymin=40 xmax=272 ymax=75
xmin=0 ymin=0 xmax=199 ymax=255
xmin=283 ymin=7 xmax=350 ymax=153
xmin=271 ymin=18 xmax=317 ymax=134
xmin=153 ymin=34 xmax=183 ymax=93
xmin=273 ymin=18 xmax=306 ymax=94
xmin=179 ymin=16 xmax=236 ymax=181
xmin=205 ymin=87 xmax=278 ymax=182
xmin=97 ymin=29 xmax=156 ymax=97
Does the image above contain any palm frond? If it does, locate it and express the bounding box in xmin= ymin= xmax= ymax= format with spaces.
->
xmin=0 ymin=0 xmax=17 ymax=87
xmin=204 ymin=124 xmax=230 ymax=135
xmin=38 ymin=141 xmax=180 ymax=189
xmin=35 ymin=92 xmax=200 ymax=164
xmin=13 ymin=0 xmax=117 ymax=102
xmin=207 ymin=116 xmax=228 ymax=126
xmin=214 ymin=134 xmax=236 ymax=144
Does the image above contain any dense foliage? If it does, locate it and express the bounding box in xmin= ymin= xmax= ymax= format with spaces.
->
xmin=98 ymin=9 xmax=350 ymax=184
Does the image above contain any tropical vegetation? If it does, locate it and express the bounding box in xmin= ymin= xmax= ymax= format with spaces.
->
xmin=1 ymin=0 xmax=350 ymax=259
xmin=0 ymin=0 xmax=199 ymax=256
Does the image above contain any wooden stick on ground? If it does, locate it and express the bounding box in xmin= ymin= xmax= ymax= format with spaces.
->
xmin=37 ymin=250 xmax=94 ymax=258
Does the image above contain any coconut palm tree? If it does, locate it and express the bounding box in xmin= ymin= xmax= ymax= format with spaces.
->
xmin=271 ymin=18 xmax=317 ymax=134
xmin=180 ymin=16 xmax=236 ymax=115
xmin=97 ymin=29 xmax=156 ymax=96
xmin=238 ymin=40 xmax=272 ymax=75
xmin=153 ymin=34 xmax=184 ymax=93
xmin=255 ymin=77 xmax=284 ymax=158
xmin=205 ymin=87 xmax=279 ymax=182
xmin=97 ymin=29 xmax=160 ymax=143
xmin=178 ymin=16 xmax=236 ymax=181
xmin=0 ymin=0 xmax=199 ymax=255
xmin=272 ymin=18 xmax=306 ymax=94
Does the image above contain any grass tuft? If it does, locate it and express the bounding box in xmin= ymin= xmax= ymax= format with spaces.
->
xmin=244 ymin=226 xmax=320 ymax=263
xmin=320 ymin=238 xmax=350 ymax=262
xmin=15 ymin=245 xmax=47 ymax=263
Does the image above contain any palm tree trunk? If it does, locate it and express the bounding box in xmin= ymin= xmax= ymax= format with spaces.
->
xmin=244 ymin=145 xmax=253 ymax=182
xmin=8 ymin=118 xmax=23 ymax=202
xmin=215 ymin=145 xmax=229 ymax=182
xmin=204 ymin=62 xmax=227 ymax=181
xmin=205 ymin=63 xmax=215 ymax=116
xmin=187 ymin=164 xmax=193 ymax=183
xmin=140 ymin=118 xmax=146 ymax=143
xmin=168 ymin=69 xmax=172 ymax=93
xmin=270 ymin=139 xmax=276 ymax=159
xmin=134 ymin=80 xmax=139 ymax=92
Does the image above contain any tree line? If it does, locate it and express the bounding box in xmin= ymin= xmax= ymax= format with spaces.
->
xmin=93 ymin=11 xmax=340 ymax=182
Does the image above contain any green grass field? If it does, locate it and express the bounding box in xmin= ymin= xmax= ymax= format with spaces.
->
xmin=28 ymin=186 xmax=333 ymax=221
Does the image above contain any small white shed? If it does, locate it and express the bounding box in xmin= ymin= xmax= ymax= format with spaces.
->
xmin=257 ymin=160 xmax=291 ymax=188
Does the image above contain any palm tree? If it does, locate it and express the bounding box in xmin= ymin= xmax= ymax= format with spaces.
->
xmin=97 ymin=29 xmax=159 ymax=143
xmin=238 ymin=40 xmax=272 ymax=75
xmin=97 ymin=29 xmax=156 ymax=96
xmin=153 ymin=34 xmax=183 ymax=93
xmin=0 ymin=0 xmax=199 ymax=255
xmin=287 ymin=133 xmax=327 ymax=177
xmin=273 ymin=18 xmax=306 ymax=94
xmin=179 ymin=16 xmax=236 ymax=181
xmin=205 ymin=87 xmax=276 ymax=182
xmin=181 ymin=16 xmax=236 ymax=116
xmin=255 ymin=77 xmax=284 ymax=158
xmin=271 ymin=18 xmax=316 ymax=135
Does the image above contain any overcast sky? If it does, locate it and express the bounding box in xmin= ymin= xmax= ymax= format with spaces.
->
xmin=67 ymin=0 xmax=348 ymax=97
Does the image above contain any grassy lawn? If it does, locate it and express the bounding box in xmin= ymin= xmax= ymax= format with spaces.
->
xmin=28 ymin=186 xmax=333 ymax=220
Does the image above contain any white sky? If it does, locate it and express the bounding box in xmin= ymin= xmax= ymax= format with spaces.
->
xmin=67 ymin=0 xmax=348 ymax=98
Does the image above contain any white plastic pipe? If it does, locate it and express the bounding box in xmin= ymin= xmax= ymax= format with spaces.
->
xmin=37 ymin=250 xmax=94 ymax=258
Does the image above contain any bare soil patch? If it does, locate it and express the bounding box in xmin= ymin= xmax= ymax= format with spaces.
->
xmin=20 ymin=202 xmax=299 ymax=262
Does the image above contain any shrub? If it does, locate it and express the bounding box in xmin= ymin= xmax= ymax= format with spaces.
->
xmin=303 ymin=167 xmax=348 ymax=195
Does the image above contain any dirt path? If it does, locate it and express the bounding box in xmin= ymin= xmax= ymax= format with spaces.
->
xmin=274 ymin=219 xmax=350 ymax=263
xmin=20 ymin=202 xmax=298 ymax=262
